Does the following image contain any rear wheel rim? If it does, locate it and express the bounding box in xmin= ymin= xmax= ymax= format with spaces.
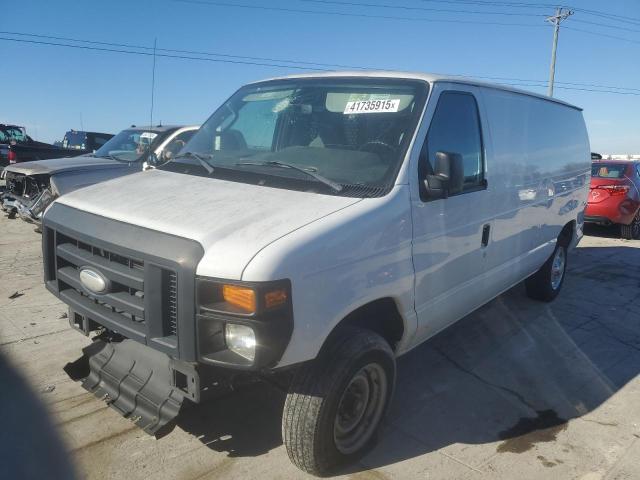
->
xmin=632 ymin=213 xmax=640 ymax=238
xmin=550 ymin=247 xmax=566 ymax=290
xmin=333 ymin=363 xmax=388 ymax=455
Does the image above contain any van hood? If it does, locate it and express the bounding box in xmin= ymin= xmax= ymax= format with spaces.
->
xmin=8 ymin=155 xmax=126 ymax=175
xmin=55 ymin=169 xmax=362 ymax=279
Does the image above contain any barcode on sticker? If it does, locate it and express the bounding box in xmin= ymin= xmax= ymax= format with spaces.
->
xmin=344 ymin=99 xmax=401 ymax=114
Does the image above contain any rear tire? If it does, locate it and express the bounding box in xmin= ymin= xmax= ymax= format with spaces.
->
xmin=621 ymin=210 xmax=640 ymax=240
xmin=282 ymin=327 xmax=395 ymax=476
xmin=525 ymin=243 xmax=567 ymax=302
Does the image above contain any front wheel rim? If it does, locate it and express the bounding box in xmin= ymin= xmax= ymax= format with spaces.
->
xmin=550 ymin=247 xmax=566 ymax=290
xmin=333 ymin=363 xmax=388 ymax=455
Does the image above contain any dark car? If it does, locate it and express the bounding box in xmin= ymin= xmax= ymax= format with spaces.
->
xmin=585 ymin=160 xmax=640 ymax=239
xmin=60 ymin=130 xmax=113 ymax=151
xmin=0 ymin=128 xmax=113 ymax=171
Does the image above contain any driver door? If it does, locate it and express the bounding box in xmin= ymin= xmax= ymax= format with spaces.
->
xmin=410 ymin=84 xmax=494 ymax=344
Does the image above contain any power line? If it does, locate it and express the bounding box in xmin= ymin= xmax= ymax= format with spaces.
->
xmin=443 ymin=73 xmax=640 ymax=93
xmin=567 ymin=7 xmax=640 ymax=27
xmin=572 ymin=18 xmax=640 ymax=34
xmin=417 ymin=0 xmax=640 ymax=27
xmin=417 ymin=0 xmax=554 ymax=8
xmin=173 ymin=0 xmax=640 ymax=43
xmin=3 ymin=31 xmax=640 ymax=95
xmin=298 ymin=1 xmax=640 ymax=34
xmin=0 ymin=36 xmax=334 ymax=70
xmin=564 ymin=25 xmax=640 ymax=46
xmin=298 ymin=0 xmax=546 ymax=17
xmin=0 ymin=30 xmax=369 ymax=70
xmin=172 ymin=0 xmax=546 ymax=27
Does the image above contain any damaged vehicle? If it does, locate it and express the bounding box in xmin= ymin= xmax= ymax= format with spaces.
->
xmin=1 ymin=125 xmax=197 ymax=226
xmin=42 ymin=72 xmax=590 ymax=475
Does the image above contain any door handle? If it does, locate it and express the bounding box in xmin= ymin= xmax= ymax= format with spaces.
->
xmin=481 ymin=224 xmax=490 ymax=247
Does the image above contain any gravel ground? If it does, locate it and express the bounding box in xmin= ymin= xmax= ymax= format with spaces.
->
xmin=1 ymin=212 xmax=640 ymax=480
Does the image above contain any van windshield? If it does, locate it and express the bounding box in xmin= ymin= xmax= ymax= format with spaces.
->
xmin=164 ymin=78 xmax=428 ymax=196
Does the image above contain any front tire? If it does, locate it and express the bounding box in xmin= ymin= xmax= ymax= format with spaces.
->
xmin=621 ymin=210 xmax=640 ymax=240
xmin=525 ymin=243 xmax=567 ymax=302
xmin=282 ymin=327 xmax=395 ymax=476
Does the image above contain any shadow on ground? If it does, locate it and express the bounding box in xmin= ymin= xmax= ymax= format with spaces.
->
xmin=175 ymin=244 xmax=640 ymax=472
xmin=583 ymin=223 xmax=622 ymax=239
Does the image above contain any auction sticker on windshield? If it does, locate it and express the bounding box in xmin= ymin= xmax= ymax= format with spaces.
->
xmin=344 ymin=99 xmax=401 ymax=114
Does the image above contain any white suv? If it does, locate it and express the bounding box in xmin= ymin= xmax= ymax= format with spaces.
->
xmin=42 ymin=71 xmax=590 ymax=475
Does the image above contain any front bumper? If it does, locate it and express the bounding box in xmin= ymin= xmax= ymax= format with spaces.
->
xmin=1 ymin=195 xmax=19 ymax=214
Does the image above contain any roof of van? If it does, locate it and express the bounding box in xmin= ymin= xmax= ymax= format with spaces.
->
xmin=251 ymin=70 xmax=582 ymax=111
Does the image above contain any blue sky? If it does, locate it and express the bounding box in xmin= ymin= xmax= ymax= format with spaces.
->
xmin=2 ymin=0 xmax=639 ymax=153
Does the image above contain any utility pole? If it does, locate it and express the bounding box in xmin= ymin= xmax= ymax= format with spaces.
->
xmin=547 ymin=7 xmax=573 ymax=97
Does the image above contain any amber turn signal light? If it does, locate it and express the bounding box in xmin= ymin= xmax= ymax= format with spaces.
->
xmin=264 ymin=288 xmax=288 ymax=309
xmin=222 ymin=284 xmax=256 ymax=314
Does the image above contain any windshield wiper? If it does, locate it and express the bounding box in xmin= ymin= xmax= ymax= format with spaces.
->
xmin=173 ymin=151 xmax=215 ymax=174
xmin=236 ymin=160 xmax=343 ymax=192
xmin=96 ymin=154 xmax=128 ymax=162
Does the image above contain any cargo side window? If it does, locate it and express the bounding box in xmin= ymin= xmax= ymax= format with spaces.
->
xmin=420 ymin=91 xmax=485 ymax=199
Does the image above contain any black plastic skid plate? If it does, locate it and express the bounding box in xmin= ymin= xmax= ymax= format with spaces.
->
xmin=64 ymin=339 xmax=186 ymax=435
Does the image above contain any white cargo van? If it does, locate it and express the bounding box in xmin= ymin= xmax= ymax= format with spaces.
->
xmin=42 ymin=72 xmax=590 ymax=475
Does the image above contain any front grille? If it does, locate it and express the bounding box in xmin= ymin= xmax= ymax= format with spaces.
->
xmin=163 ymin=270 xmax=178 ymax=336
xmin=5 ymin=172 xmax=47 ymax=200
xmin=48 ymin=229 xmax=178 ymax=345
xmin=42 ymin=203 xmax=204 ymax=361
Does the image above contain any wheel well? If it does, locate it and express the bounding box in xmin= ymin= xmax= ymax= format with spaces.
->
xmin=328 ymin=298 xmax=405 ymax=352
xmin=558 ymin=221 xmax=575 ymax=247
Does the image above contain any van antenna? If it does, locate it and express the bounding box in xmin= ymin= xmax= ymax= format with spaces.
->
xmin=150 ymin=37 xmax=157 ymax=129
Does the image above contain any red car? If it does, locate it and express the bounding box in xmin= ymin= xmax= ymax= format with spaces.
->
xmin=585 ymin=160 xmax=640 ymax=239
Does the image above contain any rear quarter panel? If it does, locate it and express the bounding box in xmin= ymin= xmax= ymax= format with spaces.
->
xmin=480 ymin=87 xmax=590 ymax=294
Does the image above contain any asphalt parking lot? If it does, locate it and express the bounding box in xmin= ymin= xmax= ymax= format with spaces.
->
xmin=1 ymin=211 xmax=640 ymax=480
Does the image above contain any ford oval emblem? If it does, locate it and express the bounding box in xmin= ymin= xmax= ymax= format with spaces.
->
xmin=79 ymin=267 xmax=110 ymax=294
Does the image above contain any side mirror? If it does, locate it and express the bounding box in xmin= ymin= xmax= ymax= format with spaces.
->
xmin=423 ymin=151 xmax=464 ymax=199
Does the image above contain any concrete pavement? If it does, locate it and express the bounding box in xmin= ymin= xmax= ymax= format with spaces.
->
xmin=1 ymin=212 xmax=639 ymax=480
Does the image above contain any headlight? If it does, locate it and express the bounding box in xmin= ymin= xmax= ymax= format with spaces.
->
xmin=30 ymin=189 xmax=57 ymax=218
xmin=196 ymin=278 xmax=293 ymax=368
xmin=225 ymin=324 xmax=256 ymax=362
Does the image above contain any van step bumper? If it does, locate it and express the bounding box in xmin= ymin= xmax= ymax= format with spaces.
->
xmin=64 ymin=338 xmax=199 ymax=435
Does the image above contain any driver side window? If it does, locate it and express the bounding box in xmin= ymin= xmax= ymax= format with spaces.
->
xmin=420 ymin=91 xmax=485 ymax=199
xmin=164 ymin=130 xmax=195 ymax=157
